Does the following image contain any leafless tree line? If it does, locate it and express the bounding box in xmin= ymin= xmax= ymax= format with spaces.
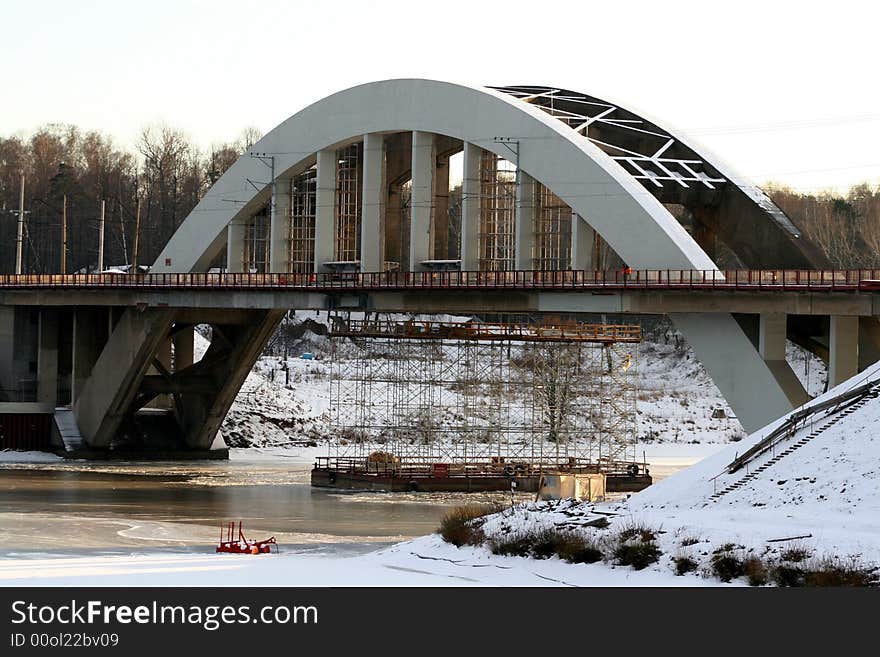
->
xmin=0 ymin=123 xmax=260 ymax=274
xmin=765 ymin=182 xmax=880 ymax=267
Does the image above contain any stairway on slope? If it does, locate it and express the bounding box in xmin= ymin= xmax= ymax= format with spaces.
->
xmin=708 ymin=394 xmax=874 ymax=502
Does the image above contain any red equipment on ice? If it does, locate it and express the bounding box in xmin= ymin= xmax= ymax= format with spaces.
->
xmin=216 ymin=521 xmax=278 ymax=554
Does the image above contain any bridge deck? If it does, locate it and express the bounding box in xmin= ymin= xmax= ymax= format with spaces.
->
xmin=1 ymin=269 xmax=879 ymax=293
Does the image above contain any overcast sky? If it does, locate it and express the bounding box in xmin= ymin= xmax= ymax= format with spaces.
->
xmin=2 ymin=0 xmax=878 ymax=192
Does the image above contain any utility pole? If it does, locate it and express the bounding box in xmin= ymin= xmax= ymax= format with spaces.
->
xmin=132 ymin=198 xmax=141 ymax=272
xmin=15 ymin=173 xmax=25 ymax=275
xmin=97 ymin=199 xmax=106 ymax=272
xmin=61 ymin=194 xmax=68 ymax=275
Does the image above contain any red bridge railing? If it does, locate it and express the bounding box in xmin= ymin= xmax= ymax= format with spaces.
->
xmin=0 ymin=269 xmax=879 ymax=292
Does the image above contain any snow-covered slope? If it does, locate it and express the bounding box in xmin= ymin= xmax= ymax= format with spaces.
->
xmin=449 ymin=362 xmax=880 ymax=584
xmin=630 ymin=360 xmax=880 ymax=513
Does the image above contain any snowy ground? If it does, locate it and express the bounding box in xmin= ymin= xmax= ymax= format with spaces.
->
xmin=0 ymin=450 xmax=63 ymax=463
xmin=0 ymin=536 xmax=713 ymax=587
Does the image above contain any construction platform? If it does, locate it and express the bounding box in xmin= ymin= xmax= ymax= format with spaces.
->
xmin=311 ymin=457 xmax=651 ymax=494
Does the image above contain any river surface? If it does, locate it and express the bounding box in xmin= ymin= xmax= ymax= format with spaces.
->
xmin=0 ymin=445 xmax=717 ymax=557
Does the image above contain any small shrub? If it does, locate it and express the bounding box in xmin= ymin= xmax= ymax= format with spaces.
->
xmin=614 ymin=541 xmax=662 ymax=570
xmin=528 ymin=530 xmax=560 ymax=560
xmin=489 ymin=528 xmax=604 ymax=564
xmin=489 ymin=534 xmax=535 ymax=558
xmin=554 ymin=534 xmax=604 ymax=564
xmin=673 ymin=555 xmax=698 ymax=576
xmin=743 ymin=557 xmax=769 ymax=586
xmin=617 ymin=522 xmax=658 ymax=543
xmin=773 ymin=557 xmax=878 ymax=587
xmin=802 ymin=559 xmax=877 ymax=587
xmin=438 ymin=504 xmax=498 ymax=547
xmin=711 ymin=549 xmax=745 ymax=583
xmin=772 ymin=564 xmax=805 ymax=587
xmin=780 ymin=545 xmax=812 ymax=563
xmin=679 ymin=536 xmax=700 ymax=547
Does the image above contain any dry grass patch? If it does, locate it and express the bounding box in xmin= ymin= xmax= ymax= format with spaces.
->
xmin=438 ymin=503 xmax=500 ymax=547
xmin=488 ymin=527 xmax=604 ymax=564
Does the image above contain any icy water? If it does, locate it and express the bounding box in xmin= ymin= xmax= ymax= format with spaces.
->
xmin=0 ymin=456 xmax=528 ymax=555
xmin=0 ymin=449 xmax=700 ymax=556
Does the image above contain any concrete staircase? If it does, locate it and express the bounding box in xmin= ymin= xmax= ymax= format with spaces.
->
xmin=709 ymin=395 xmax=873 ymax=502
xmin=52 ymin=408 xmax=84 ymax=452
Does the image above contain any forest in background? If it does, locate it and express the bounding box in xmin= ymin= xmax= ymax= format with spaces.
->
xmin=0 ymin=123 xmax=878 ymax=273
xmin=0 ymin=124 xmax=259 ymax=274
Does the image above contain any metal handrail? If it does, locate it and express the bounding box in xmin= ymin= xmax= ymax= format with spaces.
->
xmin=722 ymin=379 xmax=880 ymax=475
xmin=0 ymin=269 xmax=878 ymax=292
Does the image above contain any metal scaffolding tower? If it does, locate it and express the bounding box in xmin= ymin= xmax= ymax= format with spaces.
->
xmin=328 ymin=319 xmax=639 ymax=471
xmin=288 ymin=167 xmax=317 ymax=273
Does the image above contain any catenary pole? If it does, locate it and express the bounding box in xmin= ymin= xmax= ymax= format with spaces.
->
xmin=15 ymin=173 xmax=24 ymax=275
xmin=97 ymin=199 xmax=105 ymax=272
xmin=61 ymin=194 xmax=67 ymax=275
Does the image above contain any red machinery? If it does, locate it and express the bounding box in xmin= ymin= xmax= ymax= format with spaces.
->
xmin=216 ymin=521 xmax=278 ymax=554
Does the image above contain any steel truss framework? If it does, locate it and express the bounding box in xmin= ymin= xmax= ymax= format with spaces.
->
xmin=490 ymin=85 xmax=728 ymax=191
xmin=288 ymin=167 xmax=317 ymax=273
xmin=534 ymin=184 xmax=573 ymax=270
xmin=244 ymin=208 xmax=270 ymax=273
xmin=328 ymin=321 xmax=639 ymax=468
xmin=335 ymin=143 xmax=362 ymax=262
xmin=478 ymin=152 xmax=517 ymax=271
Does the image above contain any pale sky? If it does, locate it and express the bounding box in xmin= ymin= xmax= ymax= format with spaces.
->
xmin=2 ymin=0 xmax=879 ymax=193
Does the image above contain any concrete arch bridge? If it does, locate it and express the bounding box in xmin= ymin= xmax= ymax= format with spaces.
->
xmin=1 ymin=80 xmax=877 ymax=454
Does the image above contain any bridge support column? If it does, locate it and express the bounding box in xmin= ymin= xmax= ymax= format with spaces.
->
xmin=173 ymin=309 xmax=285 ymax=449
xmin=758 ymin=313 xmax=809 ymax=407
xmin=433 ymin=152 xmax=450 ymax=260
xmin=858 ymin=316 xmax=880 ymax=371
xmin=72 ymin=308 xmax=106 ymax=405
xmin=361 ymin=133 xmax=385 ymax=272
xmin=67 ymin=304 xmax=287 ymax=452
xmin=829 ymin=315 xmax=859 ymax=388
xmin=38 ymin=308 xmax=58 ymax=408
xmin=410 ymin=131 xmax=435 ymax=271
xmin=315 ymin=149 xmax=337 ymax=272
xmin=74 ymin=308 xmax=174 ymax=447
xmin=269 ymin=177 xmax=290 ymax=273
xmin=460 ymin=142 xmax=481 ymax=271
xmin=0 ymin=307 xmax=16 ymax=400
xmin=149 ymin=337 xmax=174 ymax=409
xmin=571 ymin=215 xmax=593 ymax=271
xmin=227 ymin=220 xmax=246 ymax=273
xmin=515 ymin=172 xmax=536 ymax=270
xmin=671 ymin=312 xmax=796 ymax=433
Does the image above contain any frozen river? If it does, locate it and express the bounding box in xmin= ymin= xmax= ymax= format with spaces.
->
xmin=0 ymin=444 xmax=723 ymax=557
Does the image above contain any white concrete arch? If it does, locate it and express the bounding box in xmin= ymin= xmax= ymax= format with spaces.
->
xmin=153 ymin=79 xmax=714 ymax=274
xmin=152 ymin=79 xmax=803 ymax=432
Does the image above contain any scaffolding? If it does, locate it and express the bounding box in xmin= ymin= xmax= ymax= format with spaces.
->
xmin=534 ymin=184 xmax=572 ymax=270
xmin=328 ymin=319 xmax=639 ymax=471
xmin=478 ymin=152 xmax=516 ymax=271
xmin=335 ymin=144 xmax=361 ymax=262
xmin=288 ymin=167 xmax=317 ymax=273
xmin=244 ymin=207 xmax=270 ymax=273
